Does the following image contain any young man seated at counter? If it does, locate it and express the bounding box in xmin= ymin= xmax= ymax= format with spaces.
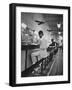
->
xmin=48 ymin=39 xmax=59 ymax=55
xmin=31 ymin=30 xmax=48 ymax=65
xmin=49 ymin=39 xmax=58 ymax=48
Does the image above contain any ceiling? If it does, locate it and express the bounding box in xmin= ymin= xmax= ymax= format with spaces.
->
xmin=21 ymin=12 xmax=63 ymax=32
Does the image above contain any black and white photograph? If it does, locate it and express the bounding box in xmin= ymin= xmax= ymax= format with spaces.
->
xmin=9 ymin=3 xmax=70 ymax=86
xmin=21 ymin=13 xmax=63 ymax=77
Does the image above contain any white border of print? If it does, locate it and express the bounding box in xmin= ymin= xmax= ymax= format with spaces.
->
xmin=16 ymin=6 xmax=68 ymax=84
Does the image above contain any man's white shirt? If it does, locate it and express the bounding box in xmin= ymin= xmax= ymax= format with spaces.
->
xmin=39 ymin=35 xmax=48 ymax=58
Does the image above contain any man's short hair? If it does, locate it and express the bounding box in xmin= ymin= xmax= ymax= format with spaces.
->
xmin=38 ymin=30 xmax=43 ymax=35
xmin=51 ymin=39 xmax=54 ymax=42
